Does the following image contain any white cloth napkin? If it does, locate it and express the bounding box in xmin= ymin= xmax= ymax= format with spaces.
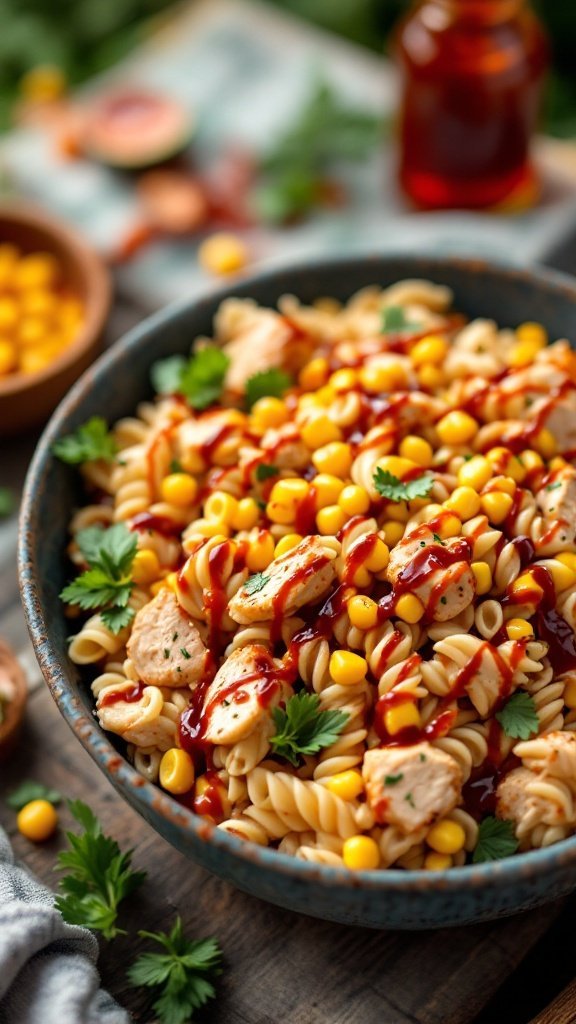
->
xmin=0 ymin=825 xmax=129 ymax=1024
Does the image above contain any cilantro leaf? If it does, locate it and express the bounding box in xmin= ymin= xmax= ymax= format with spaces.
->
xmin=256 ymin=463 xmax=280 ymax=482
xmin=243 ymin=573 xmax=270 ymax=595
xmin=52 ymin=417 xmax=117 ymax=464
xmin=55 ymin=800 xmax=146 ymax=939
xmin=0 ymin=487 xmax=14 ymax=518
xmin=270 ymin=692 xmax=348 ymax=767
xmin=373 ymin=468 xmax=434 ymax=503
xmin=151 ymin=346 xmax=229 ymax=410
xmin=60 ymin=523 xmax=137 ymax=635
xmin=128 ymin=917 xmax=221 ymax=1024
xmin=7 ymin=780 xmax=62 ymax=811
xmin=495 ymin=692 xmax=539 ymax=740
xmin=245 ymin=368 xmax=293 ymax=410
xmin=472 ymin=816 xmax=519 ymax=864
xmin=381 ymin=306 xmax=421 ymax=334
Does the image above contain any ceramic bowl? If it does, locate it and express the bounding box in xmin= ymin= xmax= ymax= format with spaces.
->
xmin=0 ymin=202 xmax=111 ymax=436
xmin=19 ymin=255 xmax=576 ymax=929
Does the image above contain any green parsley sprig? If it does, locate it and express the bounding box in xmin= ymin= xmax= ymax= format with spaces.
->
xmin=55 ymin=800 xmax=146 ymax=939
xmin=243 ymin=572 xmax=270 ymax=596
xmin=52 ymin=417 xmax=117 ymax=464
xmin=7 ymin=780 xmax=62 ymax=810
xmin=128 ymin=917 xmax=221 ymax=1024
xmin=60 ymin=523 xmax=138 ymax=633
xmin=245 ymin=368 xmax=293 ymax=409
xmin=270 ymin=692 xmax=348 ymax=768
xmin=472 ymin=816 xmax=519 ymax=864
xmin=373 ymin=468 xmax=434 ymax=503
xmin=151 ymin=345 xmax=230 ymax=410
xmin=381 ymin=306 xmax=420 ymax=334
xmin=495 ymin=692 xmax=539 ymax=740
xmin=255 ymin=463 xmax=279 ymax=482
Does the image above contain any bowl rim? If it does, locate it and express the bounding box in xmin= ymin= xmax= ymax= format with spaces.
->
xmin=18 ymin=251 xmax=576 ymax=893
xmin=0 ymin=201 xmax=111 ymax=397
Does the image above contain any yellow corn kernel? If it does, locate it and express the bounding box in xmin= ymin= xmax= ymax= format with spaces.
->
xmin=395 ymin=594 xmax=425 ymax=624
xmin=19 ymin=317 xmax=47 ymax=348
xmin=342 ymin=835 xmax=380 ymax=871
xmin=364 ymin=538 xmax=390 ymax=572
xmin=132 ymin=549 xmax=161 ymax=585
xmin=348 ymin=594 xmax=379 ymax=630
xmin=556 ymin=553 xmax=576 ymax=574
xmin=301 ymin=415 xmax=342 ymax=450
xmin=194 ymin=774 xmax=231 ymax=819
xmin=510 ymin=572 xmax=544 ymax=602
xmin=315 ymin=384 xmax=336 ymax=407
xmin=150 ymin=578 xmax=166 ymax=597
xmin=519 ymin=449 xmax=543 ymax=473
xmin=418 ymin=364 xmax=445 ymax=390
xmin=20 ymin=63 xmax=66 ymax=102
xmin=329 ymin=649 xmax=368 ymax=685
xmin=436 ymin=512 xmax=461 ymax=539
xmin=376 ymin=455 xmax=418 ymax=479
xmin=505 ymin=456 xmax=526 ymax=484
xmin=314 ymin=473 xmax=345 ymax=509
xmin=506 ymin=341 xmax=541 ymax=368
xmin=548 ymin=560 xmax=576 ymax=592
xmin=382 ymin=520 xmax=405 ymax=547
xmin=245 ymin=531 xmax=275 ymax=571
xmin=204 ymin=490 xmax=238 ymax=523
xmin=317 ymin=504 xmax=347 ymax=535
xmin=564 ymin=679 xmax=576 ymax=710
xmin=486 ymin=447 xmax=526 ymax=483
xmin=251 ymin=396 xmax=289 ymax=431
xmin=384 ymin=501 xmax=410 ymax=524
xmin=58 ymin=297 xmax=84 ymax=332
xmin=271 ymin=478 xmax=309 ymax=504
xmin=338 ymin=483 xmax=370 ymax=516
xmin=329 ymin=368 xmax=358 ymax=392
xmin=444 ymin=486 xmax=481 ymax=521
xmin=299 ymin=357 xmax=329 ymax=391
xmin=410 ymin=334 xmax=449 ymax=366
xmin=18 ymin=345 xmax=57 ymax=374
xmin=312 ymin=441 xmax=353 ymax=478
xmin=471 ymin=562 xmax=492 ymax=595
xmin=436 ymin=410 xmax=478 ymax=446
xmin=506 ymin=618 xmax=534 ymax=641
xmin=0 ymin=339 xmax=17 ymax=375
xmin=426 ymin=819 xmax=466 ymax=855
xmin=359 ymin=362 xmax=406 ymax=393
xmin=188 ymin=518 xmax=230 ymax=539
xmin=14 ymin=252 xmax=59 ymax=291
xmin=549 ymin=457 xmax=567 ymax=472
xmin=180 ymin=449 xmax=206 ymax=475
xmin=457 ymin=455 xmax=493 ymax=490
xmin=159 ymin=748 xmax=195 ymax=795
xmin=324 ymin=770 xmax=365 ymax=801
xmin=399 ymin=435 xmax=433 ymax=468
xmin=17 ymin=799 xmax=58 ymax=842
xmin=481 ymin=491 xmax=514 ymax=525
xmin=21 ymin=288 xmax=57 ymax=317
xmin=384 ymin=700 xmax=421 ymax=735
xmin=0 ymin=297 xmax=18 ymax=332
xmin=424 ymin=852 xmax=452 ymax=871
xmin=516 ymin=321 xmax=547 ymax=348
xmin=533 ymin=428 xmax=557 ymax=459
xmin=232 ymin=497 xmax=260 ymax=531
xmin=274 ymin=533 xmax=303 ymax=558
xmin=487 ymin=475 xmax=517 ymax=497
xmin=198 ymin=232 xmax=248 ymax=275
xmin=161 ymin=473 xmax=198 ymax=507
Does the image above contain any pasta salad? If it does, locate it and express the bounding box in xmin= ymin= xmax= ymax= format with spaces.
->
xmin=59 ymin=278 xmax=576 ymax=872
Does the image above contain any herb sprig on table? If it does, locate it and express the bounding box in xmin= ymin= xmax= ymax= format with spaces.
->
xmin=60 ymin=522 xmax=137 ymax=633
xmin=7 ymin=780 xmax=62 ymax=810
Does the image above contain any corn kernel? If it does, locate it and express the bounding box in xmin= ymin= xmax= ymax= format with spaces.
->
xmin=410 ymin=334 xmax=449 ymax=366
xmin=246 ymin=531 xmax=275 ymax=571
xmin=342 ymin=835 xmax=380 ymax=870
xmin=444 ymin=487 xmax=481 ymax=521
xmin=564 ymin=679 xmax=576 ymax=710
xmin=471 ymin=562 xmax=492 ymax=595
xmin=20 ymin=64 xmax=66 ymax=103
xmin=533 ymin=428 xmax=557 ymax=459
xmin=17 ymin=799 xmax=58 ymax=843
xmin=272 ymin=478 xmax=309 ymax=504
xmin=548 ymin=560 xmax=576 ymax=592
xmin=18 ymin=345 xmax=56 ymax=374
xmin=519 ymin=449 xmax=543 ymax=473
xmin=348 ymin=594 xmax=379 ymax=630
xmin=487 ymin=475 xmax=517 ymax=497
xmin=317 ymin=504 xmax=347 ymax=535
xmin=436 ymin=411 xmax=478 ymax=446
xmin=274 ymin=533 xmax=303 ymax=558
xmin=315 ymin=385 xmax=336 ymax=407
xmin=232 ymin=497 xmax=260 ymax=531
xmin=132 ymin=549 xmax=161 ymax=585
xmin=516 ymin=322 xmax=547 ymax=348
xmin=510 ymin=572 xmax=544 ymax=602
xmin=549 ymin=457 xmax=567 ymax=472
xmin=382 ymin=520 xmax=405 ymax=546
xmin=159 ymin=748 xmax=195 ymax=795
xmin=314 ymin=473 xmax=345 ymax=509
xmin=481 ymin=491 xmax=514 ymax=524
xmin=14 ymin=252 xmax=59 ymax=290
xmin=198 ymin=232 xmax=248 ymax=275
xmin=194 ymin=774 xmax=231 ymax=820
xmin=399 ymin=435 xmax=433 ymax=468
xmin=180 ymin=449 xmax=206 ymax=475
xmin=312 ymin=441 xmax=353 ymax=478
xmin=204 ymin=490 xmax=238 ymax=523
xmin=556 ymin=553 xmax=576 ymax=574
xmin=384 ymin=700 xmax=421 ymax=735
xmin=324 ymin=770 xmax=365 ymax=801
xmin=376 ymin=455 xmax=417 ymax=480
xmin=0 ymin=297 xmax=18 ymax=332
xmin=359 ymin=363 xmax=406 ymax=393
xmin=251 ymin=396 xmax=289 ymax=430
xmin=0 ymin=339 xmax=17 ymax=375
xmin=299 ymin=357 xmax=329 ymax=391
xmin=426 ymin=819 xmax=466 ymax=855
xmin=384 ymin=501 xmax=410 ymax=524
xmin=506 ymin=341 xmax=541 ymax=368
xmin=329 ymin=368 xmax=358 ymax=391
xmin=338 ymin=484 xmax=371 ymax=516
xmin=458 ymin=455 xmax=493 ymax=490
xmin=161 ymin=473 xmax=198 ymax=507
xmin=418 ymin=364 xmax=445 ymax=390
xmin=435 ymin=512 xmax=461 ymax=539
xmin=301 ymin=415 xmax=342 ymax=450
xmin=395 ymin=594 xmax=425 ymax=624
xmin=188 ymin=518 xmax=230 ymax=539
xmin=364 ymin=537 xmax=390 ymax=572
xmin=19 ymin=317 xmax=47 ymax=348
xmin=424 ymin=852 xmax=452 ymax=871
xmin=330 ymin=649 xmax=368 ymax=685
xmin=506 ymin=618 xmax=534 ymax=641
xmin=21 ymin=288 xmax=57 ymax=317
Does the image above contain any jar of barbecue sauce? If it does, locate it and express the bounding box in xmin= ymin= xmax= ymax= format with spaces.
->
xmin=394 ymin=0 xmax=549 ymax=210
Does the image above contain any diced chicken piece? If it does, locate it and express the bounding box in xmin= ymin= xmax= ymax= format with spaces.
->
xmin=175 ymin=409 xmax=247 ymax=469
xmin=127 ymin=589 xmax=208 ymax=688
xmin=514 ymin=730 xmax=576 ymax=782
xmin=381 ymin=279 xmax=452 ymax=313
xmin=385 ymin=525 xmax=475 ymax=621
xmin=444 ymin=320 xmax=511 ymax=380
xmin=260 ymin=423 xmax=310 ymax=470
xmin=228 ymin=536 xmax=339 ymax=624
xmin=537 ymin=466 xmax=576 ymax=534
xmin=202 ymin=644 xmax=290 ymax=745
xmin=215 ymin=301 xmax=314 ymax=393
xmin=362 ymin=743 xmax=462 ymax=833
xmin=541 ymin=393 xmax=576 ymax=453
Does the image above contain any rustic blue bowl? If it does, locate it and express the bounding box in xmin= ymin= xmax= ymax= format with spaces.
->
xmin=19 ymin=255 xmax=576 ymax=929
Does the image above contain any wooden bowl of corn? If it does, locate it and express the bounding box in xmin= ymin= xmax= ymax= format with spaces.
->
xmin=0 ymin=203 xmax=111 ymax=435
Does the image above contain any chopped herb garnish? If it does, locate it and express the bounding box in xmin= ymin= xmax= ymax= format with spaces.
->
xmin=172 ymin=632 xmax=179 ymax=642
xmin=270 ymin=692 xmax=348 ymax=767
xmin=256 ymin=463 xmax=280 ymax=482
xmin=546 ymin=482 xmax=562 ymax=491
xmin=243 ymin=572 xmax=270 ymax=595
xmin=495 ymin=692 xmax=539 ymax=740
xmin=440 ymin=596 xmax=447 ymax=605
xmin=180 ymin=648 xmax=191 ymax=660
xmin=404 ymin=792 xmax=416 ymax=808
xmin=52 ymin=417 xmax=117 ymax=465
xmin=473 ymin=816 xmax=519 ymax=863
xmin=170 ymin=459 xmax=183 ymax=474
xmin=381 ymin=306 xmax=420 ymax=333
xmin=151 ymin=346 xmax=230 ymax=410
xmin=245 ymin=369 xmax=293 ymax=409
xmin=7 ymin=780 xmax=62 ymax=810
xmin=163 ymin=649 xmax=170 ymax=659
xmin=373 ymin=467 xmax=434 ymax=503
xmin=384 ymin=773 xmax=404 ymax=786
xmin=222 ymin=699 xmax=230 ymax=707
xmin=419 ymin=753 xmax=426 ymax=763
xmin=433 ymin=533 xmax=443 ymax=544
xmin=60 ymin=523 xmax=137 ymax=634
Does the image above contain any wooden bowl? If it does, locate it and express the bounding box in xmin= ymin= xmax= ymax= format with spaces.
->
xmin=0 ymin=202 xmax=111 ymax=436
xmin=0 ymin=639 xmax=28 ymax=762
